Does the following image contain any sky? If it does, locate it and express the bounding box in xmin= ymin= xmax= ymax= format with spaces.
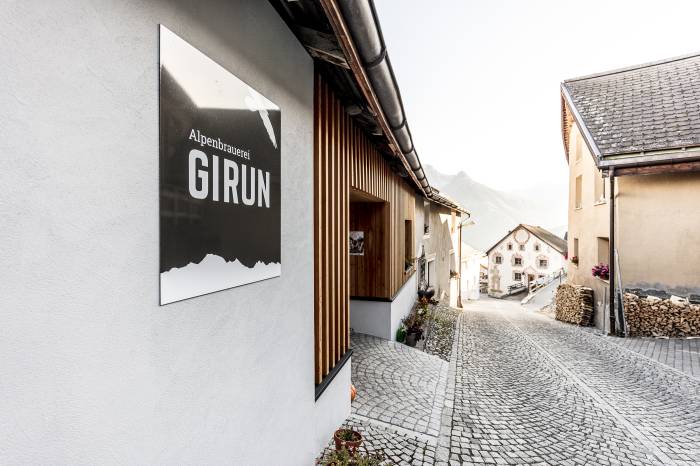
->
xmin=373 ymin=0 xmax=700 ymax=191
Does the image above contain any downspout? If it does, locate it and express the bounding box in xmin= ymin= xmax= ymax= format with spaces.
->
xmin=608 ymin=168 xmax=617 ymax=335
xmin=336 ymin=0 xmax=431 ymax=193
xmin=456 ymin=213 xmax=473 ymax=308
xmin=458 ymin=216 xmax=463 ymax=308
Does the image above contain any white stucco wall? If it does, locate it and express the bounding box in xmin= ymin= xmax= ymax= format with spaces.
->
xmin=0 ymin=1 xmax=346 ymax=464
xmin=461 ymin=253 xmax=483 ymax=301
xmin=350 ymin=273 xmax=416 ymax=341
xmin=313 ymin=360 xmax=352 ymax=455
xmin=487 ymin=226 xmax=566 ymax=298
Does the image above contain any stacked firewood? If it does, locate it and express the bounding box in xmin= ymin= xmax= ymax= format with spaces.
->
xmin=624 ymin=293 xmax=700 ymax=337
xmin=554 ymin=283 xmax=594 ymax=326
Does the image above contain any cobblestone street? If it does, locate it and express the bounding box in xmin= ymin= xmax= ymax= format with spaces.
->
xmin=323 ymin=297 xmax=700 ymax=465
xmin=441 ymin=297 xmax=700 ymax=466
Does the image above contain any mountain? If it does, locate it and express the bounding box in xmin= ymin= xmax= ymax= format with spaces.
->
xmin=424 ymin=165 xmax=567 ymax=251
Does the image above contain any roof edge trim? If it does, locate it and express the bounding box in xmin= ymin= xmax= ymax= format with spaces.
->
xmin=560 ymin=84 xmax=603 ymax=162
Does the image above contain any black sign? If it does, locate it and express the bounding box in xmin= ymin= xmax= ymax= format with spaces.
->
xmin=159 ymin=26 xmax=281 ymax=305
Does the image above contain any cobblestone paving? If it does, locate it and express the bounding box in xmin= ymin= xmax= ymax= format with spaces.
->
xmin=318 ymin=333 xmax=446 ymax=464
xmin=319 ymin=415 xmax=436 ymax=465
xmin=605 ymin=335 xmax=700 ymax=379
xmin=351 ymin=333 xmax=447 ymax=437
xmin=440 ymin=297 xmax=700 ymax=466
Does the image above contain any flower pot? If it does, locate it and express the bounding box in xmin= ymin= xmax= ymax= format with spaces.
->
xmin=333 ymin=429 xmax=362 ymax=455
xmin=405 ymin=332 xmax=418 ymax=347
xmin=405 ymin=329 xmax=422 ymax=347
xmin=418 ymin=287 xmax=435 ymax=300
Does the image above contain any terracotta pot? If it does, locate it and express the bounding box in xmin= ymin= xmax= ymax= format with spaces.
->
xmin=333 ymin=429 xmax=362 ymax=455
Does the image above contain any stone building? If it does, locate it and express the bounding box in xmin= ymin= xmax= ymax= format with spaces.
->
xmin=486 ymin=224 xmax=567 ymax=298
xmin=561 ymin=53 xmax=700 ymax=334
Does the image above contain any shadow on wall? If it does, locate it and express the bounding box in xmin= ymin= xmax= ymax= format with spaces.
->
xmin=421 ymin=205 xmax=456 ymax=300
xmin=167 ymin=0 xmax=311 ymax=102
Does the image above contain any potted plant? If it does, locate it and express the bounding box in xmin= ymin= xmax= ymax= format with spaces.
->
xmin=404 ymin=257 xmax=415 ymax=272
xmin=592 ymin=263 xmax=609 ymax=280
xmin=318 ymin=448 xmax=383 ymax=466
xmin=396 ymin=324 xmax=407 ymax=343
xmin=333 ymin=429 xmax=362 ymax=455
xmin=402 ymin=313 xmax=424 ymax=347
xmin=450 ymin=270 xmax=460 ymax=279
xmin=417 ymin=286 xmax=435 ymax=300
xmin=570 ymin=256 xmax=579 ymax=265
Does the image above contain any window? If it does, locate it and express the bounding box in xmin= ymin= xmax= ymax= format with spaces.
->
xmin=427 ymin=258 xmax=436 ymax=287
xmin=514 ymin=272 xmax=522 ymax=281
xmin=575 ymin=175 xmax=583 ymax=209
xmin=507 ymin=243 xmax=513 ymax=251
xmin=494 ymin=254 xmax=502 ymax=265
xmin=514 ymin=257 xmax=522 ymax=266
xmin=539 ymin=259 xmax=548 ymax=268
xmin=404 ymin=220 xmax=414 ymax=271
xmin=423 ymin=201 xmax=430 ymax=236
xmin=594 ymin=169 xmax=606 ymax=203
xmin=573 ymin=238 xmax=579 ymax=265
xmin=519 ymin=244 xmax=525 ymax=251
xmin=597 ymin=237 xmax=610 ymax=265
xmin=534 ymin=244 xmax=540 ymax=252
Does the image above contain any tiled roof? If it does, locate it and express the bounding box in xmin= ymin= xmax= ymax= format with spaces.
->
xmin=562 ymin=53 xmax=700 ymax=157
xmin=521 ymin=225 xmax=567 ymax=255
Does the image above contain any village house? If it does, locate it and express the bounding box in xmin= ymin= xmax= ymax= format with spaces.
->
xmin=1 ymin=1 xmax=468 ymax=464
xmin=411 ymin=190 xmax=466 ymax=308
xmin=486 ymin=224 xmax=567 ymax=298
xmin=561 ymin=53 xmax=700 ymax=335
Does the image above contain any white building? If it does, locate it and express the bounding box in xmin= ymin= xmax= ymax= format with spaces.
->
xmin=460 ymin=242 xmax=486 ymax=301
xmin=486 ymin=224 xmax=567 ymax=298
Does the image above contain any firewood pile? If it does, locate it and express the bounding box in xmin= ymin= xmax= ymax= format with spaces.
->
xmin=624 ymin=293 xmax=700 ymax=337
xmin=554 ymin=283 xmax=594 ymax=326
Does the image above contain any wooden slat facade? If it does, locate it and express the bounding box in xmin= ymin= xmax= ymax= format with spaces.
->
xmin=314 ymin=73 xmax=349 ymax=384
xmin=314 ymin=73 xmax=416 ymax=385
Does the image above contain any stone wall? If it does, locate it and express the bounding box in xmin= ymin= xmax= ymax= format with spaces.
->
xmin=555 ymin=283 xmax=594 ymax=326
xmin=624 ymin=293 xmax=700 ymax=337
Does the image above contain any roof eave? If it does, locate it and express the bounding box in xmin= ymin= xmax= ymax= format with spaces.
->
xmin=318 ymin=0 xmax=425 ymax=194
xmin=599 ymin=146 xmax=700 ymax=169
xmin=560 ymin=84 xmax=604 ymax=165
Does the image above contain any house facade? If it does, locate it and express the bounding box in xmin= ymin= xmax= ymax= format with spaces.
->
xmin=460 ymin=242 xmax=485 ymax=301
xmin=486 ymin=225 xmax=567 ymax=298
xmin=561 ymin=53 xmax=700 ymax=334
xmin=413 ymin=194 xmax=465 ymax=308
xmin=1 ymin=1 xmax=467 ymax=464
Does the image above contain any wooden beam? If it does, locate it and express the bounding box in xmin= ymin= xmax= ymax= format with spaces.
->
xmin=613 ymin=160 xmax=700 ymax=176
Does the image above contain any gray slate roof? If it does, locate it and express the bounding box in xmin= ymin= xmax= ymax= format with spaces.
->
xmin=562 ymin=53 xmax=700 ymax=157
xmin=521 ymin=225 xmax=567 ymax=255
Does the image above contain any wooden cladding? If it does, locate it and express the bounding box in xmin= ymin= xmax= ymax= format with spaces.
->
xmin=314 ymin=73 xmax=349 ymax=385
xmin=314 ymin=73 xmax=415 ymax=385
xmin=348 ymin=113 xmax=415 ymax=300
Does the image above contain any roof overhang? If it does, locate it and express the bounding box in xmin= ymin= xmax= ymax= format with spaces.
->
xmin=561 ymin=83 xmax=700 ymax=177
xmin=560 ymin=83 xmax=602 ymax=163
xmin=271 ymin=0 xmax=468 ymax=214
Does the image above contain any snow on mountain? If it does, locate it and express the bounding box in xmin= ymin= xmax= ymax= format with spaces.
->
xmin=160 ymin=254 xmax=281 ymax=304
